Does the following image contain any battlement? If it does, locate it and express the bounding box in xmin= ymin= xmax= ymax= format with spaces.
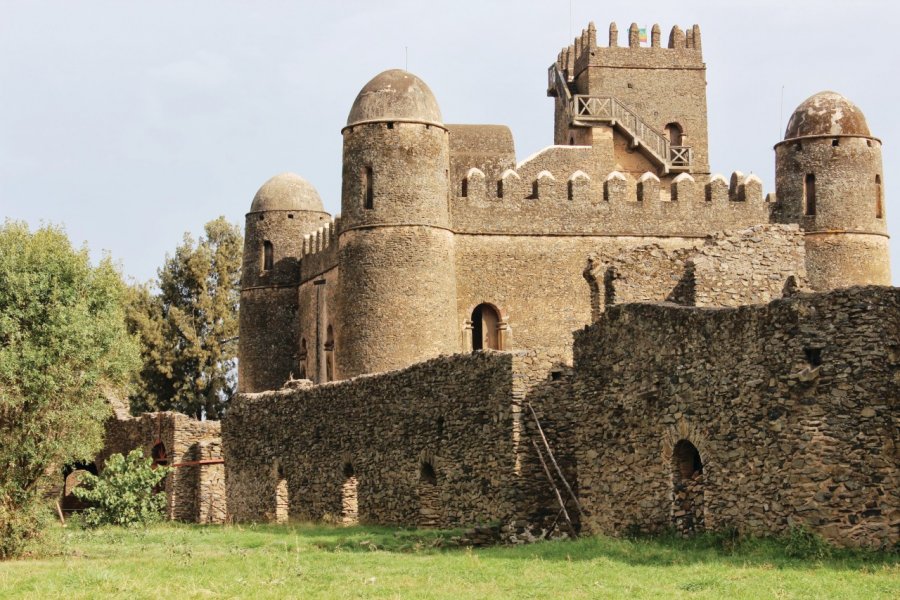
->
xmin=554 ymin=22 xmax=703 ymax=83
xmin=299 ymin=217 xmax=340 ymax=281
xmin=452 ymin=158 xmax=772 ymax=236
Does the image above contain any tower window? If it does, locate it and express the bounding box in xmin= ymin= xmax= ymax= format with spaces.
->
xmin=363 ymin=166 xmax=374 ymax=209
xmin=461 ymin=178 xmax=468 ymax=198
xmin=832 ymin=138 xmax=840 ymax=147
xmin=263 ymin=241 xmax=274 ymax=271
xmin=804 ymin=174 xmax=816 ymax=216
xmin=876 ymin=175 xmax=883 ymax=219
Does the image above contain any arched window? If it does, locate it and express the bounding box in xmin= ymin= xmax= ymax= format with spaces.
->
xmin=876 ymin=174 xmax=883 ymax=219
xmin=363 ymin=166 xmax=374 ymax=209
xmin=419 ymin=462 xmax=437 ymax=485
xmin=341 ymin=462 xmax=358 ymax=525
xmin=325 ymin=325 xmax=335 ymax=382
xmin=804 ymin=173 xmax=816 ymax=216
xmin=263 ymin=241 xmax=274 ymax=271
xmin=298 ymin=338 xmax=308 ymax=378
xmin=471 ymin=304 xmax=501 ymax=351
xmin=665 ymin=122 xmax=683 ymax=147
xmin=671 ymin=439 xmax=704 ymax=534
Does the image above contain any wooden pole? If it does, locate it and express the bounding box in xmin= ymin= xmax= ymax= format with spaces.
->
xmin=531 ymin=439 xmax=576 ymax=537
xmin=527 ymin=402 xmax=586 ymax=516
xmin=55 ymin=501 xmax=66 ymax=527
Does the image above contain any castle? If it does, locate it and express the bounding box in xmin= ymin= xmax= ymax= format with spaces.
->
xmin=95 ymin=22 xmax=898 ymax=547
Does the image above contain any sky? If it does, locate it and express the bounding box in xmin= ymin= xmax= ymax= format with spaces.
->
xmin=2 ymin=0 xmax=899 ymax=284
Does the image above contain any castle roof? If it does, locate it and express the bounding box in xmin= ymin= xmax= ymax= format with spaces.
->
xmin=346 ymin=69 xmax=443 ymax=128
xmin=784 ymin=91 xmax=871 ymax=139
xmin=250 ymin=173 xmax=324 ymax=212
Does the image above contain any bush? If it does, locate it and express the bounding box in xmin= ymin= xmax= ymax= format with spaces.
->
xmin=73 ymin=449 xmax=170 ymax=527
xmin=783 ymin=525 xmax=832 ymax=560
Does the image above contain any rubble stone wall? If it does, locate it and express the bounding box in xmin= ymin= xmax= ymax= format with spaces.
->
xmin=571 ymin=286 xmax=899 ymax=548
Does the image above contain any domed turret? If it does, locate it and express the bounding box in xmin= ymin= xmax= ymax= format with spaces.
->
xmin=251 ymin=173 xmax=325 ymax=213
xmin=346 ymin=69 xmax=443 ymax=128
xmin=335 ymin=70 xmax=459 ymax=378
xmin=774 ymin=91 xmax=889 ymax=290
xmin=784 ymin=91 xmax=871 ymax=139
xmin=238 ymin=173 xmax=330 ymax=393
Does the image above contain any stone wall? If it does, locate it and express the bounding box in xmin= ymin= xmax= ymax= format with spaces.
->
xmin=99 ymin=411 xmax=226 ymax=524
xmin=570 ymin=286 xmax=899 ymax=548
xmin=223 ymin=351 xmax=562 ymax=529
xmin=584 ymin=225 xmax=807 ymax=315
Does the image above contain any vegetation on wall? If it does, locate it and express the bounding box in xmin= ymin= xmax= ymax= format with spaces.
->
xmin=0 ymin=221 xmax=140 ymax=558
xmin=127 ymin=216 xmax=242 ymax=420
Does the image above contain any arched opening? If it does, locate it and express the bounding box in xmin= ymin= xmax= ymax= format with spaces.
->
xmin=325 ymin=325 xmax=335 ymax=382
xmin=471 ymin=304 xmax=501 ymax=351
xmin=363 ymin=166 xmax=374 ymax=209
xmin=298 ymin=337 xmax=308 ymax=378
xmin=665 ymin=122 xmax=683 ymax=147
xmin=151 ymin=442 xmax=169 ymax=467
xmin=418 ymin=461 xmax=441 ymax=527
xmin=876 ymin=174 xmax=883 ymax=219
xmin=671 ymin=440 xmax=704 ymax=535
xmin=804 ymin=173 xmax=816 ymax=216
xmin=341 ymin=462 xmax=358 ymax=525
xmin=61 ymin=462 xmax=98 ymax=513
xmin=263 ymin=241 xmax=274 ymax=271
xmin=274 ymin=463 xmax=288 ymax=524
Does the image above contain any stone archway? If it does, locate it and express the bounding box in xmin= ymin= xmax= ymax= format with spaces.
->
xmin=671 ymin=439 xmax=704 ymax=535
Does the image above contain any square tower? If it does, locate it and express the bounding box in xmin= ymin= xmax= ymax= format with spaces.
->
xmin=549 ymin=22 xmax=710 ymax=177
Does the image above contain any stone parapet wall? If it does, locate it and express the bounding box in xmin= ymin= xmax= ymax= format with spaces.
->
xmin=571 ymin=286 xmax=899 ymax=548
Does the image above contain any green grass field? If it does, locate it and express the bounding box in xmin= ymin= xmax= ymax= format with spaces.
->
xmin=0 ymin=523 xmax=896 ymax=599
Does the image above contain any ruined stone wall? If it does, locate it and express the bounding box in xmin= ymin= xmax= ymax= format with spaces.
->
xmin=584 ymin=225 xmax=807 ymax=314
xmin=571 ymin=287 xmax=899 ymax=548
xmin=224 ymin=352 xmax=562 ymax=528
xmin=99 ymin=412 xmax=225 ymax=523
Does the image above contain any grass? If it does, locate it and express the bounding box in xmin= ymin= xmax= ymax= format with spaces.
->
xmin=0 ymin=522 xmax=897 ymax=599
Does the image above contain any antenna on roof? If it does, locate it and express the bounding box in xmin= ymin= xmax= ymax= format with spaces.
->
xmin=405 ymin=46 xmax=408 ymax=71
xmin=779 ymin=85 xmax=785 ymax=138
xmin=569 ymin=0 xmax=573 ymax=40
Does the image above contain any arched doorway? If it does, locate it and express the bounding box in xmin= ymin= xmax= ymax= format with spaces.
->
xmin=418 ymin=461 xmax=441 ymax=527
xmin=341 ymin=462 xmax=358 ymax=525
xmin=665 ymin=122 xmax=683 ymax=146
xmin=471 ymin=304 xmax=501 ymax=351
xmin=671 ymin=439 xmax=704 ymax=534
xmin=274 ymin=463 xmax=288 ymax=524
xmin=61 ymin=462 xmax=98 ymax=513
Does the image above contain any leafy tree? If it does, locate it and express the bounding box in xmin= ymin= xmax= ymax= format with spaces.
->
xmin=0 ymin=221 xmax=139 ymax=558
xmin=127 ymin=217 xmax=241 ymax=419
xmin=73 ymin=449 xmax=169 ymax=527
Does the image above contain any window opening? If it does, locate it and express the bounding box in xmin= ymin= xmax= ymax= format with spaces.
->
xmin=470 ymin=304 xmax=501 ymax=351
xmin=804 ymin=173 xmax=816 ymax=216
xmin=263 ymin=241 xmax=274 ymax=271
xmin=804 ymin=347 xmax=823 ymax=367
xmin=363 ymin=166 xmax=374 ymax=209
xmin=876 ymin=175 xmax=883 ymax=219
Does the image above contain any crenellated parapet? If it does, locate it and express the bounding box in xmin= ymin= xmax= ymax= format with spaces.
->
xmin=452 ymin=166 xmax=772 ymax=236
xmin=299 ymin=217 xmax=341 ymax=282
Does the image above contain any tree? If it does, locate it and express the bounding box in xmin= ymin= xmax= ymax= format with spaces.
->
xmin=73 ymin=449 xmax=169 ymax=528
xmin=127 ymin=217 xmax=241 ymax=419
xmin=0 ymin=221 xmax=139 ymax=558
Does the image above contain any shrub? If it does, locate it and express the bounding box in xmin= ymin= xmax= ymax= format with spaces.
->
xmin=73 ymin=449 xmax=170 ymax=527
xmin=783 ymin=525 xmax=832 ymax=560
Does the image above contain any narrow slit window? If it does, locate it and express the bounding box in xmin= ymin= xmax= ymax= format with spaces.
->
xmin=364 ymin=166 xmax=374 ymax=209
xmin=263 ymin=241 xmax=274 ymax=271
xmin=876 ymin=174 xmax=883 ymax=219
xmin=804 ymin=174 xmax=816 ymax=216
xmin=461 ymin=178 xmax=468 ymax=198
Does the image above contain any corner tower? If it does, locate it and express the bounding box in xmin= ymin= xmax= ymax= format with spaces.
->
xmin=336 ymin=70 xmax=459 ymax=378
xmin=238 ymin=173 xmax=330 ymax=392
xmin=774 ymin=92 xmax=890 ymax=290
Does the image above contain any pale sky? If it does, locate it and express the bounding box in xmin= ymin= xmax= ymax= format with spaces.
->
xmin=2 ymin=0 xmax=898 ymax=284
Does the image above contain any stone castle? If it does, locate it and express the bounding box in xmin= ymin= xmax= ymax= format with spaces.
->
xmin=92 ymin=22 xmax=897 ymax=547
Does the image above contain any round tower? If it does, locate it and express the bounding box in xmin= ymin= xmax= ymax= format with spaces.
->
xmin=774 ymin=91 xmax=889 ymax=290
xmin=336 ymin=69 xmax=459 ymax=378
xmin=238 ymin=173 xmax=330 ymax=393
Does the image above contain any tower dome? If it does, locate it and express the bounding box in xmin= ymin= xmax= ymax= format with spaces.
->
xmin=784 ymin=91 xmax=871 ymax=139
xmin=345 ymin=69 xmax=443 ymax=128
xmin=250 ymin=172 xmax=324 ymax=212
